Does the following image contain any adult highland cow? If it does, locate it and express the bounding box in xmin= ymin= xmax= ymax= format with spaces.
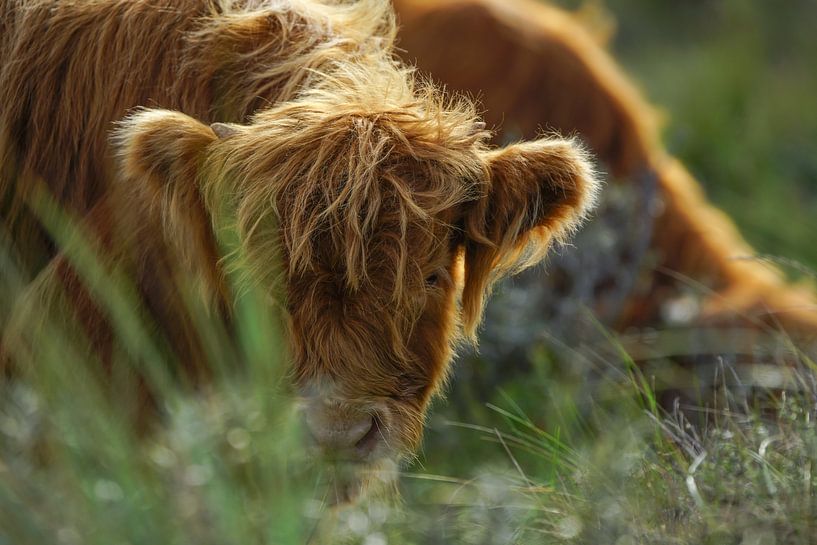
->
xmin=0 ymin=0 xmax=599 ymax=501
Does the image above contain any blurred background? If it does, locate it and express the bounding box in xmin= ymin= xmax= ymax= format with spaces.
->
xmin=560 ymin=0 xmax=817 ymax=267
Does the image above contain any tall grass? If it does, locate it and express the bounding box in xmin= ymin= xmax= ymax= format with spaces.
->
xmin=1 ymin=190 xmax=320 ymax=544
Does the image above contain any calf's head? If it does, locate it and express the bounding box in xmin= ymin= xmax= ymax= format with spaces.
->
xmin=114 ymin=74 xmax=599 ymax=501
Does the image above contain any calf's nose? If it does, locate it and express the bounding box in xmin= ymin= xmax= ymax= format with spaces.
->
xmin=304 ymin=405 xmax=377 ymax=456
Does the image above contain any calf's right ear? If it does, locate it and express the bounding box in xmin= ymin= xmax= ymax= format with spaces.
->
xmin=111 ymin=109 xmax=234 ymax=294
xmin=113 ymin=109 xmax=219 ymax=196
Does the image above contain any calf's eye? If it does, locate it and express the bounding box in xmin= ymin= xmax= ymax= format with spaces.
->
xmin=425 ymin=274 xmax=439 ymax=286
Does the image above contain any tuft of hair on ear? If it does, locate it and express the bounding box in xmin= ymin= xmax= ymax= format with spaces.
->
xmin=461 ymin=136 xmax=601 ymax=339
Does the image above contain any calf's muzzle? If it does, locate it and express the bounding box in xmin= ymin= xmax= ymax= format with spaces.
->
xmin=303 ymin=401 xmax=381 ymax=460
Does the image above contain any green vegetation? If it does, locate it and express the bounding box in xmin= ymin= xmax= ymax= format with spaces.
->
xmin=3 ymin=1 xmax=817 ymax=544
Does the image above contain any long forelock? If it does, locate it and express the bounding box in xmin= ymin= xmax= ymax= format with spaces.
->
xmin=206 ymin=65 xmax=490 ymax=307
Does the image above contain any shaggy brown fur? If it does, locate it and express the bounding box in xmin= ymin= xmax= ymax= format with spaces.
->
xmin=394 ymin=0 xmax=817 ymax=348
xmin=0 ymin=0 xmax=599 ymax=501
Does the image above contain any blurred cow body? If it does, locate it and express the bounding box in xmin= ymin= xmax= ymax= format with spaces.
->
xmin=395 ymin=0 xmax=817 ymax=361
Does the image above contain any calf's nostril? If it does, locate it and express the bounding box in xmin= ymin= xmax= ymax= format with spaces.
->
xmin=354 ymin=415 xmax=381 ymax=457
xmin=345 ymin=415 xmax=375 ymax=448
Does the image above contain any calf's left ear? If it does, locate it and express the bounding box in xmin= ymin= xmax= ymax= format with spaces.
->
xmin=462 ymin=137 xmax=600 ymax=337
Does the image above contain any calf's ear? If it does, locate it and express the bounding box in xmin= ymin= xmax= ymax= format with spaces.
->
xmin=111 ymin=109 xmax=234 ymax=296
xmin=462 ymin=137 xmax=600 ymax=337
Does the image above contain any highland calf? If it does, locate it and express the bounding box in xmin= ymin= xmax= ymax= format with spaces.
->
xmin=0 ymin=0 xmax=599 ymax=501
